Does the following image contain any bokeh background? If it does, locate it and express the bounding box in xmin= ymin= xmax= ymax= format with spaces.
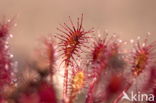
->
xmin=0 ymin=0 xmax=156 ymax=68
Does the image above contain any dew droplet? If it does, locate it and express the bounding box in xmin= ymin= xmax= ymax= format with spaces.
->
xmin=130 ymin=39 xmax=134 ymax=43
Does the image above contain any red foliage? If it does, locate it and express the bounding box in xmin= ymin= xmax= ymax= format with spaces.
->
xmin=85 ymin=38 xmax=109 ymax=103
xmin=1 ymin=15 xmax=156 ymax=103
xmin=107 ymin=75 xmax=124 ymax=94
xmin=38 ymin=81 xmax=57 ymax=103
xmin=43 ymin=37 xmax=56 ymax=82
xmin=91 ymin=39 xmax=107 ymax=64
xmin=131 ymin=38 xmax=156 ymax=76
xmin=0 ymin=19 xmax=14 ymax=89
xmin=56 ymin=14 xmax=93 ymax=66
xmin=56 ymin=14 xmax=93 ymax=102
xmin=85 ymin=36 xmax=112 ymax=103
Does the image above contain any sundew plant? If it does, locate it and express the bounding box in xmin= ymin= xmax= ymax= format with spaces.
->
xmin=0 ymin=15 xmax=156 ymax=103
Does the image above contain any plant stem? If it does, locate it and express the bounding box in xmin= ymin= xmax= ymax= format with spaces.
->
xmin=113 ymin=82 xmax=133 ymax=103
xmin=63 ymin=63 xmax=69 ymax=103
xmin=86 ymin=63 xmax=105 ymax=103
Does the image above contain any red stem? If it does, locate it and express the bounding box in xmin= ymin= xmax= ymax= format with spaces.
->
xmin=50 ymin=63 xmax=53 ymax=83
xmin=63 ymin=63 xmax=69 ymax=103
xmin=85 ymin=64 xmax=105 ymax=103
xmin=113 ymin=82 xmax=133 ymax=103
xmin=85 ymin=79 xmax=96 ymax=103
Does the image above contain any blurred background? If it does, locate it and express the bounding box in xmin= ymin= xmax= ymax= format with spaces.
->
xmin=0 ymin=0 xmax=156 ymax=67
